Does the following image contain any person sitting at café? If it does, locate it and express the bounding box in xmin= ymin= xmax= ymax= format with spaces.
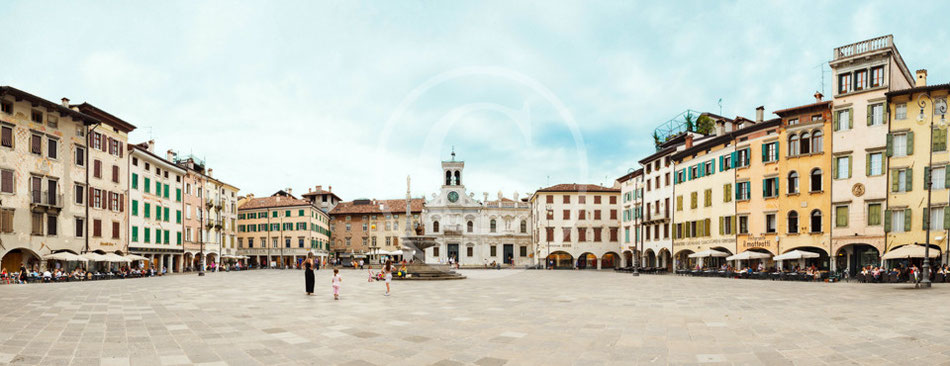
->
xmin=42 ymin=270 xmax=52 ymax=283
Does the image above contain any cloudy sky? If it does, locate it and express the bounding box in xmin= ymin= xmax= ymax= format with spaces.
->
xmin=2 ymin=1 xmax=948 ymax=202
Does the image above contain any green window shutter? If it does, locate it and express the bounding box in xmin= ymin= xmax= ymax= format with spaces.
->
xmin=906 ymin=167 xmax=913 ymax=191
xmin=176 ymin=188 xmax=182 ymax=202
xmin=832 ymin=158 xmax=838 ymax=179
xmin=745 ymin=183 xmax=750 ymax=199
xmin=866 ymin=105 xmax=872 ymax=125
xmin=711 ymin=159 xmax=716 ymax=173
xmin=945 ymin=165 xmax=950 ymax=189
xmin=144 ymin=203 xmax=151 ymax=218
xmin=131 ymin=200 xmax=138 ymax=216
xmin=891 ymin=169 xmax=899 ymax=192
xmin=732 ymin=215 xmax=737 ymax=233
xmin=731 ymin=151 xmax=738 ymax=166
xmin=904 ymin=209 xmax=912 ymax=232
xmin=761 ymin=143 xmax=768 ymax=161
xmin=177 ymin=232 xmax=182 ymax=245
xmin=884 ymin=210 xmax=891 ymax=232
xmin=906 ymin=131 xmax=914 ymax=155
xmin=144 ymin=227 xmax=151 ymax=243
xmin=164 ymin=230 xmax=169 ymax=244
xmin=848 ymin=108 xmax=853 ymax=129
xmin=833 ymin=110 xmax=839 ymax=130
xmin=944 ymin=207 xmax=950 ymax=230
xmin=847 ymin=157 xmax=852 ymax=178
xmin=866 ymin=153 xmax=871 ymax=176
xmin=164 ymin=207 xmax=169 ymax=222
xmin=774 ymin=178 xmax=779 ymax=196
xmin=885 ymin=133 xmax=893 ymax=157
xmin=163 ymin=184 xmax=169 ymax=198
xmin=131 ymin=226 xmax=138 ymax=242
xmin=762 ymin=179 xmax=768 ymax=197
xmin=144 ymin=178 xmax=150 ymax=193
xmin=176 ymin=210 xmax=181 ymax=224
xmin=719 ymin=155 xmax=724 ymax=172
xmin=719 ymin=216 xmax=724 ymax=235
xmin=923 ymin=208 xmax=930 ymax=230
xmin=723 ymin=184 xmax=729 ymax=202
xmin=924 ymin=167 xmax=931 ymax=189
xmin=132 ymin=173 xmax=138 ymax=189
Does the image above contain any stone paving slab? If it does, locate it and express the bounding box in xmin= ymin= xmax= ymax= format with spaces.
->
xmin=1 ymin=270 xmax=950 ymax=365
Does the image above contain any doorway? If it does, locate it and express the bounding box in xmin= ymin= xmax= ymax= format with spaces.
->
xmin=447 ymin=244 xmax=459 ymax=263
xmin=503 ymin=244 xmax=514 ymax=264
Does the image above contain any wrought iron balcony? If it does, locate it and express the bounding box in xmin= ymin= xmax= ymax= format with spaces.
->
xmin=30 ymin=190 xmax=63 ymax=209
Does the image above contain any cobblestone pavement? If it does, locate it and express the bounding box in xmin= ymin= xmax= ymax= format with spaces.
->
xmin=1 ymin=269 xmax=950 ymax=366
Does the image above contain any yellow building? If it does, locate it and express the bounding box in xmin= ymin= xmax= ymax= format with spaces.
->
xmin=237 ymin=190 xmax=331 ymax=268
xmin=773 ymin=95 xmax=834 ymax=269
xmin=671 ymin=132 xmax=737 ymax=268
xmin=734 ymin=112 xmax=783 ymax=267
xmin=884 ymin=71 xmax=949 ymax=263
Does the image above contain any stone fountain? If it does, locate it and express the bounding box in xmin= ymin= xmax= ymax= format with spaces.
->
xmin=395 ymin=176 xmax=465 ymax=280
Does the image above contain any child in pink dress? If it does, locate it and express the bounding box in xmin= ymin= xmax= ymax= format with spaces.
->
xmin=331 ymin=268 xmax=342 ymax=300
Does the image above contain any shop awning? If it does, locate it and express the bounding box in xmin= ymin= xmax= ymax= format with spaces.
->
xmin=726 ymin=251 xmax=772 ymax=261
xmin=43 ymin=252 xmax=88 ymax=262
xmin=390 ymin=250 xmax=403 ymax=255
xmin=688 ymin=249 xmax=730 ymax=258
xmin=126 ymin=254 xmax=149 ymax=261
xmin=773 ymin=250 xmax=820 ymax=261
xmin=881 ymin=244 xmax=941 ymax=260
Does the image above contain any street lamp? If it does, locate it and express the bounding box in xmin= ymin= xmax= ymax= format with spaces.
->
xmin=545 ymin=208 xmax=553 ymax=269
xmin=632 ymin=180 xmax=641 ymax=277
xmin=917 ymin=93 xmax=947 ymax=289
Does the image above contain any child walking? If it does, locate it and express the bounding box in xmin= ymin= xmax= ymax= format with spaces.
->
xmin=331 ymin=268 xmax=342 ymax=300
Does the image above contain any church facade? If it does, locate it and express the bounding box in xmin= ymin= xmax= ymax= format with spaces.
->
xmin=422 ymin=155 xmax=535 ymax=267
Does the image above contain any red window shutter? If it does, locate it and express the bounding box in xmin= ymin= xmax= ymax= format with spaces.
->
xmin=119 ymin=194 xmax=124 ymax=212
xmin=112 ymin=222 xmax=119 ymax=239
xmin=118 ymin=142 xmax=123 ymax=158
xmin=88 ymin=188 xmax=93 ymax=207
xmin=93 ymin=220 xmax=101 ymax=237
xmin=106 ymin=191 xmax=112 ymax=210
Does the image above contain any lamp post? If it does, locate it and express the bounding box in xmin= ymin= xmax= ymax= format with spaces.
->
xmin=918 ymin=93 xmax=948 ymax=288
xmin=198 ymin=190 xmax=205 ymax=276
xmin=545 ymin=208 xmax=553 ymax=269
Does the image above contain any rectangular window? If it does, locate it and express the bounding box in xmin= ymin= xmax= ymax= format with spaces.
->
xmin=765 ymin=213 xmax=776 ymax=233
xmin=1 ymin=169 xmax=13 ymax=193
xmin=835 ymin=205 xmax=849 ymax=227
xmin=854 ymin=69 xmax=867 ymax=91
xmin=835 ymin=156 xmax=850 ymax=180
xmin=0 ymin=125 xmax=12 ymax=148
xmin=931 ymin=207 xmax=944 ymax=231
xmin=869 ymin=104 xmax=884 ymax=126
xmin=46 ymin=215 xmax=57 ymax=236
xmin=30 ymin=134 xmax=41 ymax=154
xmin=838 ymin=73 xmax=851 ymax=94
xmin=762 ymin=142 xmax=778 ymax=163
xmin=891 ymin=209 xmax=905 ymax=233
xmin=736 ymin=181 xmax=751 ymax=201
xmin=869 ymin=153 xmax=883 ymax=176
xmin=931 ymin=167 xmax=946 ymax=189
xmin=893 ymin=133 xmax=908 ymax=157
xmin=738 ymin=215 xmax=748 ymax=234
xmin=74 ymin=217 xmax=83 ymax=237
xmin=868 ymin=203 xmax=882 ymax=226
xmin=870 ymin=66 xmax=884 ymax=87
xmin=736 ymin=148 xmax=750 ymax=167
xmin=690 ymin=192 xmax=697 ymax=209
xmin=836 ymin=109 xmax=851 ymax=131
xmin=47 ymin=138 xmax=57 ymax=159
xmin=763 ymin=177 xmax=778 ymax=198
xmin=723 ymin=216 xmax=733 ymax=235
xmin=704 ymin=189 xmax=712 ymax=207
xmin=896 ymin=104 xmax=907 ymax=120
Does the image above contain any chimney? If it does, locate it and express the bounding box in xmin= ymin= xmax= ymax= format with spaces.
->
xmin=61 ymin=98 xmax=70 ymax=107
xmin=328 ymin=185 xmax=332 ymax=192
xmin=207 ymin=168 xmax=213 ymax=177
xmin=286 ymin=188 xmax=293 ymax=196
xmin=308 ymin=187 xmax=312 ymax=193
xmin=916 ymin=69 xmax=928 ymax=87
xmin=247 ymin=193 xmax=254 ymax=199
xmin=814 ymin=91 xmax=823 ymax=103
xmin=715 ymin=120 xmax=725 ymax=136
xmin=316 ymin=185 xmax=322 ymax=191
xmin=147 ymin=140 xmax=155 ymax=153
xmin=755 ymin=106 xmax=764 ymax=123
xmin=166 ymin=150 xmax=175 ymax=161
xmin=684 ymin=134 xmax=693 ymax=148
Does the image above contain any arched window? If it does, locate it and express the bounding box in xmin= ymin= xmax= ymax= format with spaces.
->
xmin=788 ymin=171 xmax=799 ymax=194
xmin=490 ymin=219 xmax=497 ymax=233
xmin=811 ymin=130 xmax=823 ymax=153
xmin=787 ymin=211 xmax=799 ymax=233
xmin=520 ymin=220 xmax=527 ymax=233
xmin=467 ymin=221 xmax=473 ymax=233
xmin=433 ymin=221 xmax=440 ymax=233
xmin=445 ymin=171 xmax=452 ymax=186
xmin=800 ymin=132 xmax=811 ymax=154
xmin=810 ymin=168 xmax=822 ymax=192
xmin=789 ymin=134 xmax=800 ymax=156
xmin=454 ymin=170 xmax=461 ymax=185
xmin=810 ymin=210 xmax=822 ymax=233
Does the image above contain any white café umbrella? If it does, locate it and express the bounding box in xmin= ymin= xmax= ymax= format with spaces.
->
xmin=688 ymin=249 xmax=730 ymax=258
xmin=81 ymin=252 xmax=109 ymax=262
xmin=881 ymin=244 xmax=941 ymax=260
xmin=103 ymin=253 xmax=131 ymax=263
xmin=43 ymin=252 xmax=88 ymax=262
xmin=125 ymin=254 xmax=149 ymax=261
xmin=725 ymin=251 xmax=772 ymax=261
xmin=773 ymin=250 xmax=820 ymax=261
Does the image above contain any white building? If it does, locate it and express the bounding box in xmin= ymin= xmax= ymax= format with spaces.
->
xmin=530 ymin=183 xmax=622 ymax=269
xmin=422 ymin=154 xmax=533 ymax=266
xmin=617 ymin=169 xmax=643 ymax=267
xmin=128 ymin=141 xmax=186 ymax=272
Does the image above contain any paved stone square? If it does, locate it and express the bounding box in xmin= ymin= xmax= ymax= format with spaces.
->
xmin=1 ymin=270 xmax=950 ymax=366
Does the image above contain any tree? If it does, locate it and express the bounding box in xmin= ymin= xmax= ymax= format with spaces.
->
xmin=652 ymin=131 xmax=661 ymax=146
xmin=696 ymin=115 xmax=715 ymax=135
xmin=684 ymin=112 xmax=695 ymax=132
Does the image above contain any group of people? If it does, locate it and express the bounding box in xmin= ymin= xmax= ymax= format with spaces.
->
xmin=303 ymin=253 xmax=396 ymax=299
xmin=858 ymin=264 xmax=950 ymax=284
xmin=0 ymin=265 xmax=160 ymax=284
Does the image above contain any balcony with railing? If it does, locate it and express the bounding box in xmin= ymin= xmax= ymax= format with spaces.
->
xmin=485 ymin=201 xmax=530 ymax=209
xmin=834 ymin=35 xmax=892 ymax=60
xmin=205 ymin=218 xmax=223 ymax=229
xmin=442 ymin=224 xmax=463 ymax=236
xmin=30 ymin=190 xmax=63 ymax=210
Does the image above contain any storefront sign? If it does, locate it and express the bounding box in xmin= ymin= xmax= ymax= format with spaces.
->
xmin=740 ymin=236 xmax=774 ymax=249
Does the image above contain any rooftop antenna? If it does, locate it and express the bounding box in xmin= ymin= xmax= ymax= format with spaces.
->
xmin=718 ymin=98 xmax=723 ymax=116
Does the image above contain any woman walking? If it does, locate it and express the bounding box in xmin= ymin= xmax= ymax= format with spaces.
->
xmin=304 ymin=253 xmax=315 ymax=296
xmin=383 ymin=260 xmax=393 ymax=296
